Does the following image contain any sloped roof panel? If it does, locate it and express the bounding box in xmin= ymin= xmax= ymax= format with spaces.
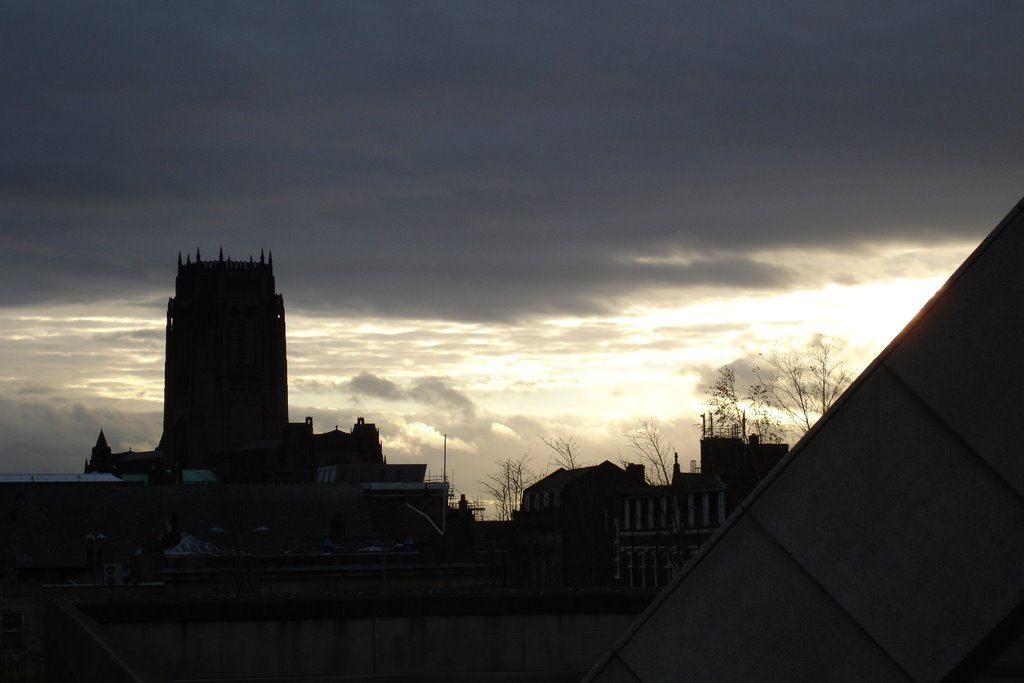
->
xmin=587 ymin=197 xmax=1024 ymax=681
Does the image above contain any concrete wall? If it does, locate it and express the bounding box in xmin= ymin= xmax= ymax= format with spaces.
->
xmin=99 ymin=612 xmax=633 ymax=679
xmin=48 ymin=592 xmax=653 ymax=681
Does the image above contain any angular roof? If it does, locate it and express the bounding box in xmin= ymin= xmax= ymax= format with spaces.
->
xmin=525 ymin=465 xmax=596 ymax=493
xmin=524 ymin=461 xmax=631 ymax=493
xmin=586 ymin=197 xmax=1024 ymax=681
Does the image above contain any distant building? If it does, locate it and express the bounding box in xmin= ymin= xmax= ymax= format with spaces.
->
xmin=514 ymin=437 xmax=790 ymax=590
xmin=161 ymin=248 xmax=288 ymax=472
xmin=85 ymin=250 xmax=385 ymax=483
xmin=613 ymin=458 xmax=728 ymax=589
xmin=697 ymin=434 xmax=788 ymax=509
xmin=516 ymin=461 xmax=647 ymax=588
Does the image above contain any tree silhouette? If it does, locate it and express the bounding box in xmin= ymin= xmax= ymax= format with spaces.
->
xmin=540 ymin=434 xmax=585 ymax=471
xmin=752 ymin=339 xmax=853 ymax=437
xmin=623 ymin=418 xmax=674 ymax=486
xmin=480 ymin=454 xmax=537 ymax=521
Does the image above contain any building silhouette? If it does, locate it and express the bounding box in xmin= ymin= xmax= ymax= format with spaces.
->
xmin=161 ymin=248 xmax=288 ymax=472
xmin=86 ymin=250 xmax=384 ymax=483
xmin=4 ymin=248 xmax=656 ymax=681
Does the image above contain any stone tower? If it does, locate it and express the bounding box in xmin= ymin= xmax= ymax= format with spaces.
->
xmin=161 ymin=248 xmax=288 ymax=471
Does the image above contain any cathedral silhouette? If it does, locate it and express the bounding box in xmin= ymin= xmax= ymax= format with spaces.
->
xmin=86 ymin=249 xmax=384 ymax=483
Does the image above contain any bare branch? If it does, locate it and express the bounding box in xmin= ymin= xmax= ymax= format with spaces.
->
xmin=540 ymin=435 xmax=584 ymax=471
xmin=623 ymin=418 xmax=673 ymax=486
xmin=479 ymin=453 xmax=537 ymax=521
xmin=704 ymin=366 xmax=745 ymax=438
xmin=752 ymin=339 xmax=853 ymax=437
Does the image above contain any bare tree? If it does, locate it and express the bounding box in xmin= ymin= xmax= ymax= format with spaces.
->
xmin=540 ymin=435 xmax=584 ymax=471
xmin=703 ymin=365 xmax=786 ymax=444
xmin=704 ymin=366 xmax=744 ymax=438
xmin=745 ymin=381 xmax=787 ymax=444
xmin=480 ymin=454 xmax=537 ymax=521
xmin=623 ymin=418 xmax=674 ymax=486
xmin=752 ymin=339 xmax=853 ymax=436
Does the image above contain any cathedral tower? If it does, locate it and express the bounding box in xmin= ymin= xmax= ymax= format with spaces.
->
xmin=162 ymin=248 xmax=288 ymax=471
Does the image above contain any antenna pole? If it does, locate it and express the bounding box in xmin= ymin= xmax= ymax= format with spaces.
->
xmin=442 ymin=434 xmax=448 ymax=535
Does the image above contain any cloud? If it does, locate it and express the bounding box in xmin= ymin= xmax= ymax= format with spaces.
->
xmin=302 ymin=372 xmax=477 ymax=418
xmin=346 ymin=372 xmax=405 ymax=401
xmin=0 ymin=397 xmax=161 ymax=473
xmin=1 ymin=2 xmax=1021 ymax=321
xmin=1 ymin=2 xmax=1022 ymax=512
xmin=409 ymin=377 xmax=476 ymax=417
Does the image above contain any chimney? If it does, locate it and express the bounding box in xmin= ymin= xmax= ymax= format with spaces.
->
xmin=625 ymin=463 xmax=645 ymax=482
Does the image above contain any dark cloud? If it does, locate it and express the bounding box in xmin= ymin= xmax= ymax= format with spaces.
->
xmin=2 ymin=2 xmax=1023 ymax=318
xmin=409 ymin=377 xmax=476 ymax=418
xmin=0 ymin=397 xmax=161 ymax=472
xmin=90 ymin=328 xmax=163 ymax=344
xmin=346 ymin=372 xmax=405 ymax=401
xmin=326 ymin=372 xmax=476 ymax=418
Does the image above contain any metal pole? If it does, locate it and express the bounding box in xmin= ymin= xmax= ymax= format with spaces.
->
xmin=442 ymin=434 xmax=448 ymax=535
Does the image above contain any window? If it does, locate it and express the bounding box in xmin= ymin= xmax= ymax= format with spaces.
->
xmin=687 ymin=494 xmax=695 ymax=527
xmin=702 ymin=493 xmax=711 ymax=526
xmin=315 ymin=467 xmax=336 ymax=483
xmin=624 ymin=499 xmax=631 ymax=530
xmin=1 ymin=612 xmax=23 ymax=632
xmin=718 ymin=491 xmax=726 ymax=525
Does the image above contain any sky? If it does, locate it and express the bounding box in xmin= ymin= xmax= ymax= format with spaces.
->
xmin=2 ymin=2 xmax=1023 ymax=510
